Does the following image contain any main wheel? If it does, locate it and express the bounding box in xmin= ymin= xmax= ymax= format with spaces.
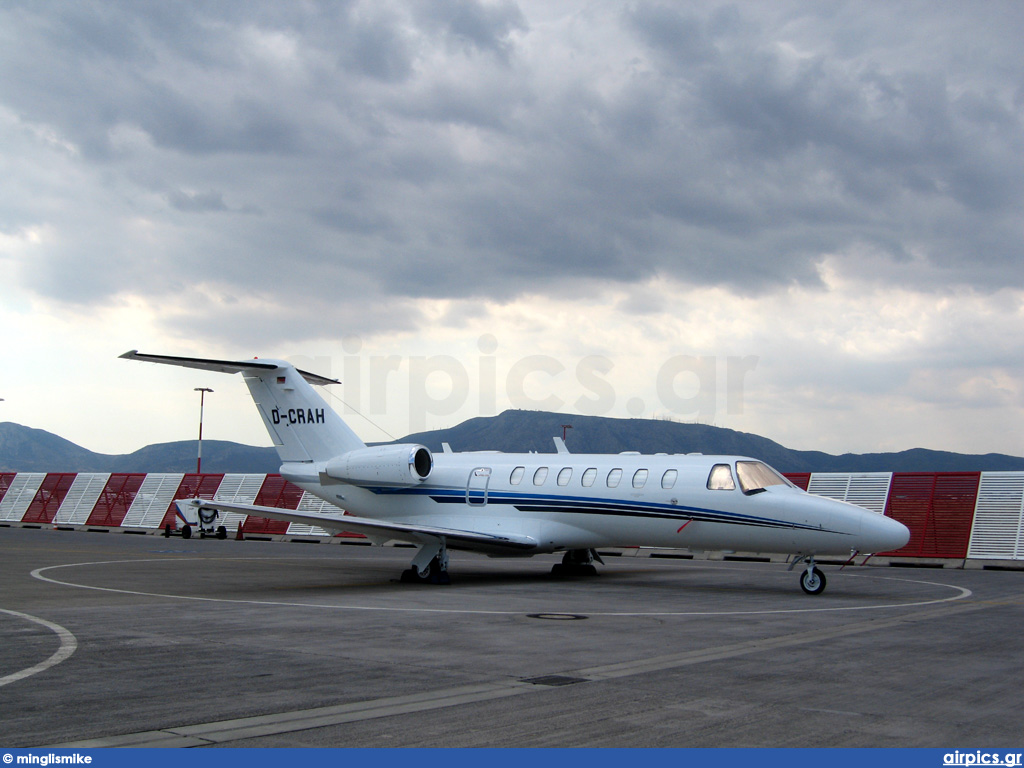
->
xmin=800 ymin=566 xmax=826 ymax=595
xmin=400 ymin=567 xmax=423 ymax=583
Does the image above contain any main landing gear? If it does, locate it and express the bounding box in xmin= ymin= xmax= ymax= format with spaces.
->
xmin=551 ymin=549 xmax=604 ymax=577
xmin=789 ymin=554 xmax=827 ymax=595
xmin=400 ymin=539 xmax=451 ymax=585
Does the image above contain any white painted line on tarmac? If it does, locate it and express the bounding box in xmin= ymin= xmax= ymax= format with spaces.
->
xmin=0 ymin=607 xmax=78 ymax=688
xmin=31 ymin=557 xmax=972 ymax=617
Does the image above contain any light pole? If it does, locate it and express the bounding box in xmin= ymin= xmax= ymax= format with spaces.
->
xmin=194 ymin=387 xmax=213 ymax=473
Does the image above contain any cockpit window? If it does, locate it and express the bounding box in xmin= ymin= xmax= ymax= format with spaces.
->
xmin=735 ymin=461 xmax=793 ymax=495
xmin=707 ymin=464 xmax=736 ymax=491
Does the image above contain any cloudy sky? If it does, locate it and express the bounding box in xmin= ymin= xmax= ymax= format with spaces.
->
xmin=1 ymin=1 xmax=1022 ymax=459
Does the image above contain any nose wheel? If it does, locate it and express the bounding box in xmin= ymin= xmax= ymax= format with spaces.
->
xmin=789 ymin=554 xmax=827 ymax=595
xmin=799 ymin=565 xmax=826 ymax=595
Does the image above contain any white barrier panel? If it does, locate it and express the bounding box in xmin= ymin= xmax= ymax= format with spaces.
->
xmin=53 ymin=473 xmax=111 ymax=525
xmin=122 ymin=473 xmax=186 ymax=528
xmin=285 ymin=491 xmax=339 ymax=537
xmin=214 ymin=474 xmax=267 ymax=531
xmin=0 ymin=473 xmax=46 ymax=522
xmin=807 ymin=473 xmax=893 ymax=515
xmin=968 ymin=472 xmax=1024 ymax=560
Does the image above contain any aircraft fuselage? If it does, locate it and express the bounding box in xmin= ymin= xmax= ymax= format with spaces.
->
xmin=282 ymin=451 xmax=906 ymax=557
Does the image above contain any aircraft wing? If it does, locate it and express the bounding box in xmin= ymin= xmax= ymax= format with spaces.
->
xmin=176 ymin=498 xmax=538 ymax=551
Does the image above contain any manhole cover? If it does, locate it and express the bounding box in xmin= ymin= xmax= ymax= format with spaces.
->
xmin=521 ymin=675 xmax=589 ymax=687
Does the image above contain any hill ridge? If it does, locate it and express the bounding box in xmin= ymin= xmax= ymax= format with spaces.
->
xmin=2 ymin=414 xmax=1022 ymax=474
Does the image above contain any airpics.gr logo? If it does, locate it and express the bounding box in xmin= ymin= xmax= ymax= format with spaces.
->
xmin=290 ymin=335 xmax=759 ymax=434
xmin=944 ymin=752 xmax=1023 ymax=767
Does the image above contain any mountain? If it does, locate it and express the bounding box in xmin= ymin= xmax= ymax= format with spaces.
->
xmin=0 ymin=422 xmax=280 ymax=474
xmin=401 ymin=411 xmax=1024 ymax=473
xmin=2 ymin=414 xmax=1022 ymax=474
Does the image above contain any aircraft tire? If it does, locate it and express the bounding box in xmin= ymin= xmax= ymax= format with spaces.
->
xmin=400 ymin=558 xmax=451 ymax=585
xmin=551 ymin=563 xmax=598 ymax=578
xmin=800 ymin=566 xmax=826 ymax=595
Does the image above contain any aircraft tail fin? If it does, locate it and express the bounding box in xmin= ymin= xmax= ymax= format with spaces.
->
xmin=120 ymin=351 xmax=365 ymax=463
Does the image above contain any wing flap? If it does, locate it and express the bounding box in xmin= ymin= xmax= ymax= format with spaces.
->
xmin=176 ymin=498 xmax=538 ymax=551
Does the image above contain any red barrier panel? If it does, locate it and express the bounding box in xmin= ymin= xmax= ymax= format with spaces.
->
xmin=243 ymin=474 xmax=304 ymax=534
xmin=882 ymin=472 xmax=980 ymax=558
xmin=0 ymin=472 xmax=18 ymax=504
xmin=85 ymin=473 xmax=147 ymax=527
xmin=784 ymin=473 xmax=811 ymax=491
xmin=22 ymin=473 xmax=78 ymax=524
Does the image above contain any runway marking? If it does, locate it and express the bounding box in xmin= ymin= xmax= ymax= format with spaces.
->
xmin=31 ymin=557 xmax=972 ymax=617
xmin=0 ymin=608 xmax=78 ymax=688
xmin=50 ymin=681 xmax=539 ymax=747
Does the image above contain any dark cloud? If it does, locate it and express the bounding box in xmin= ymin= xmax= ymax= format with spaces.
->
xmin=1 ymin=1 xmax=1023 ymax=344
xmin=413 ymin=0 xmax=527 ymax=62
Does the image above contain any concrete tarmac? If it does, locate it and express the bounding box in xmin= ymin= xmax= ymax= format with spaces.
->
xmin=1 ymin=525 xmax=1021 ymax=748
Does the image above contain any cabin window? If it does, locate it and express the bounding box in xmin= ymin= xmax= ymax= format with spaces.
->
xmin=557 ymin=467 xmax=573 ymax=486
xmin=510 ymin=466 xmax=525 ymax=485
xmin=707 ymin=464 xmax=736 ymax=491
xmin=581 ymin=468 xmax=597 ymax=487
xmin=607 ymin=468 xmax=623 ymax=488
xmin=533 ymin=467 xmax=549 ymax=486
xmin=632 ymin=469 xmax=649 ymax=488
xmin=661 ymin=469 xmax=678 ymax=489
xmin=735 ymin=461 xmax=793 ymax=495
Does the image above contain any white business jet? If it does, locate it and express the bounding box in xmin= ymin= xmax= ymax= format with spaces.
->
xmin=121 ymin=351 xmax=910 ymax=593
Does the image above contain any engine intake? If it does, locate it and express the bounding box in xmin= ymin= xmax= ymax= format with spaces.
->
xmin=322 ymin=444 xmax=433 ymax=487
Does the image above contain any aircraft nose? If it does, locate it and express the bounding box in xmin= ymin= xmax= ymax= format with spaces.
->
xmin=862 ymin=513 xmax=910 ymax=553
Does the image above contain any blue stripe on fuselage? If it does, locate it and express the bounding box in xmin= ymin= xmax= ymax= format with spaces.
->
xmin=362 ymin=486 xmax=842 ymax=535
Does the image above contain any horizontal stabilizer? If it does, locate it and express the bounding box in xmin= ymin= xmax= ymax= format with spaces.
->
xmin=122 ymin=349 xmax=362 ymax=461
xmin=175 ymin=498 xmax=539 ymax=551
xmin=119 ymin=350 xmax=339 ymax=387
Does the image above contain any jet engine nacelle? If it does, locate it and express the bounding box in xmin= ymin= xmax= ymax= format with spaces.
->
xmin=322 ymin=444 xmax=433 ymax=487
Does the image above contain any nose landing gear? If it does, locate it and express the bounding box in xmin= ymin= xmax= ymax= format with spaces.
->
xmin=789 ymin=554 xmax=827 ymax=595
